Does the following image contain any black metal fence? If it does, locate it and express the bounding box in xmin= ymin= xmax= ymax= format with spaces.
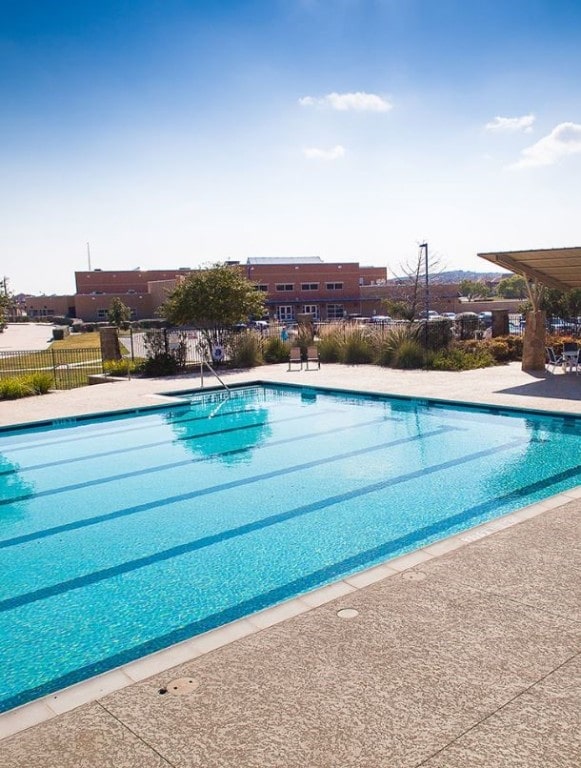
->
xmin=0 ymin=349 xmax=103 ymax=389
xmin=120 ymin=327 xmax=207 ymax=366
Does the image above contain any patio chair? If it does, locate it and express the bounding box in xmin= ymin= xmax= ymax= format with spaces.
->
xmin=305 ymin=345 xmax=320 ymax=370
xmin=561 ymin=343 xmax=580 ymax=374
xmin=545 ymin=346 xmax=563 ymax=373
xmin=288 ymin=346 xmax=302 ymax=371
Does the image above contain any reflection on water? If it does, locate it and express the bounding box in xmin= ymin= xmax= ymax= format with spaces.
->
xmin=165 ymin=389 xmax=273 ymax=465
xmin=0 ymin=455 xmax=34 ymax=524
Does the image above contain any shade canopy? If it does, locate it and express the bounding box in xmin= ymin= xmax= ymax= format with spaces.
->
xmin=478 ymin=247 xmax=581 ymax=291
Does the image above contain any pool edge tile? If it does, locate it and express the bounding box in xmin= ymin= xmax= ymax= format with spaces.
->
xmin=300 ymin=580 xmax=357 ymax=606
xmin=46 ymin=669 xmax=136 ymax=716
xmin=246 ymin=598 xmax=312 ymax=630
xmin=344 ymin=564 xmax=399 ymax=588
xmin=0 ymin=700 xmax=55 ymax=741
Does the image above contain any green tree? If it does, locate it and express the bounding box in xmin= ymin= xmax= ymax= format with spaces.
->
xmin=107 ymin=297 xmax=132 ymax=327
xmin=162 ymin=263 xmax=265 ymax=347
xmin=459 ymin=279 xmax=491 ymax=300
xmin=541 ymin=288 xmax=581 ymax=318
xmin=0 ymin=276 xmax=12 ymax=331
xmin=496 ymin=274 xmax=528 ymax=299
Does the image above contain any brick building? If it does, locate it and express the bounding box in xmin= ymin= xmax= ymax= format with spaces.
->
xmin=22 ymin=259 xmax=388 ymax=322
xmin=242 ymin=257 xmax=386 ymax=322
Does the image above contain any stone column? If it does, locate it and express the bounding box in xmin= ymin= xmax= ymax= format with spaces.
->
xmin=521 ymin=310 xmax=546 ymax=371
xmin=491 ymin=310 xmax=509 ymax=337
xmin=99 ymin=326 xmax=122 ymax=361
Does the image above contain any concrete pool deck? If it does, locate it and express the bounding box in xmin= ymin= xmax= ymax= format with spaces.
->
xmin=1 ymin=362 xmax=580 ymax=766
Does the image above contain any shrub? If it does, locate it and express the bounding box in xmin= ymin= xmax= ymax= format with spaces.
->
xmin=375 ymin=324 xmax=421 ymax=368
xmin=499 ymin=334 xmax=523 ymax=360
xmin=340 ymin=326 xmax=374 ymax=364
xmin=296 ymin=323 xmax=315 ymax=354
xmin=317 ymin=324 xmax=344 ymax=363
xmin=0 ymin=373 xmax=53 ymax=399
xmin=0 ymin=378 xmax=29 ymax=399
xmin=263 ymin=336 xmax=291 ymax=363
xmin=226 ymin=331 xmax=263 ymax=368
xmin=137 ymin=353 xmax=179 ymax=377
xmin=27 ymin=373 xmax=53 ymax=394
xmin=103 ymin=359 xmax=141 ymax=376
xmin=430 ymin=346 xmax=495 ymax=371
xmin=392 ymin=339 xmax=425 ymax=369
xmin=486 ymin=339 xmax=511 ymax=363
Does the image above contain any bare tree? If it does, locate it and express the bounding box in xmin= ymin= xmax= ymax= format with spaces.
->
xmin=384 ymin=245 xmax=443 ymax=320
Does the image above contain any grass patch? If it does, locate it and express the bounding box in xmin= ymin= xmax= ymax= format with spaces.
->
xmin=51 ymin=332 xmax=102 ymax=350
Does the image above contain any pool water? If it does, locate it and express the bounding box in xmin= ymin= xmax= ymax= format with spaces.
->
xmin=1 ymin=383 xmax=580 ymax=712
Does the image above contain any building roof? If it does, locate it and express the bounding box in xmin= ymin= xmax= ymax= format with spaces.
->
xmin=246 ymin=257 xmax=324 ymax=265
xmin=478 ymin=247 xmax=581 ymax=291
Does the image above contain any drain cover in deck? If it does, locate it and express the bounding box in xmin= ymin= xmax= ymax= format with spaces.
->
xmin=162 ymin=677 xmax=200 ymax=696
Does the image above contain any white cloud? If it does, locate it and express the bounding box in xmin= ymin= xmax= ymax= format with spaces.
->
xmin=303 ymin=145 xmax=346 ymax=161
xmin=299 ymin=91 xmax=392 ymax=112
xmin=485 ymin=114 xmax=535 ymax=133
xmin=511 ymin=122 xmax=581 ymax=168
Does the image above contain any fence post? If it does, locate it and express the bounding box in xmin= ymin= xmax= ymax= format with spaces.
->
xmin=51 ymin=347 xmax=58 ymax=389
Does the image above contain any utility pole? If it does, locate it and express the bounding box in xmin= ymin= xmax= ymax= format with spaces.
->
xmin=87 ymin=242 xmax=92 ymax=271
xmin=419 ymin=242 xmax=429 ymax=359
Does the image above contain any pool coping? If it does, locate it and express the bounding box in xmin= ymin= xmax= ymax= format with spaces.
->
xmin=1 ymin=379 xmax=580 ymax=740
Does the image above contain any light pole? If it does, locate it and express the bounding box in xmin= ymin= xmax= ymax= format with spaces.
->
xmin=419 ymin=242 xmax=429 ymax=316
xmin=419 ymin=242 xmax=429 ymax=360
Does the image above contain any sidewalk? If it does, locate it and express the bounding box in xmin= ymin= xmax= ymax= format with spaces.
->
xmin=0 ymin=323 xmax=54 ymax=352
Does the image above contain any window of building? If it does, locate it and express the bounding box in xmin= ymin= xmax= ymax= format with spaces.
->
xmin=302 ymin=305 xmax=319 ymax=319
xmin=97 ymin=309 xmax=108 ymax=320
xmin=301 ymin=282 xmax=319 ymax=291
xmin=277 ymin=305 xmax=295 ymax=321
xmin=275 ymin=283 xmax=294 ymax=292
xmin=255 ymin=284 xmax=269 ymax=292
xmin=326 ymin=282 xmax=344 ymax=290
xmin=327 ymin=304 xmax=345 ymax=320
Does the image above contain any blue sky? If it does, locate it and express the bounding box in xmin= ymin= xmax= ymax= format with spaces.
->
xmin=2 ymin=0 xmax=581 ymax=294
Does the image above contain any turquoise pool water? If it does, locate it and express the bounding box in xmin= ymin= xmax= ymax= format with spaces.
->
xmin=1 ymin=383 xmax=580 ymax=712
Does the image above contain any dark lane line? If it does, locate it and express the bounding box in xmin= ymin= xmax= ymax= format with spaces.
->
xmin=0 ymin=434 xmax=524 ymax=613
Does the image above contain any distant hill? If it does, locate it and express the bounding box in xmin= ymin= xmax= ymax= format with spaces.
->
xmin=389 ymin=270 xmax=506 ymax=284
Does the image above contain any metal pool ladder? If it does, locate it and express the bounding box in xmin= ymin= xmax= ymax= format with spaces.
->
xmin=199 ymin=359 xmax=231 ymax=394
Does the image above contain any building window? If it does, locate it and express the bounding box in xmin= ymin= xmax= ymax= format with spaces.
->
xmin=326 ymin=282 xmax=344 ymax=290
xmin=97 ymin=309 xmax=108 ymax=320
xmin=277 ymin=305 xmax=295 ymax=321
xmin=302 ymin=305 xmax=319 ymax=319
xmin=327 ymin=304 xmax=345 ymax=320
xmin=275 ymin=283 xmax=294 ymax=292
xmin=255 ymin=284 xmax=268 ymax=292
xmin=301 ymin=282 xmax=319 ymax=291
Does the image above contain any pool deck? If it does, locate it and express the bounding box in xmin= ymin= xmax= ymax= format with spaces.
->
xmin=1 ymin=362 xmax=580 ymax=767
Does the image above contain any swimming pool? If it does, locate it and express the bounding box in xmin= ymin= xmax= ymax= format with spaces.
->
xmin=1 ymin=383 xmax=580 ymax=713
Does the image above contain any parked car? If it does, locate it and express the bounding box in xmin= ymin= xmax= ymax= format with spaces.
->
xmin=441 ymin=312 xmax=456 ymax=321
xmin=478 ymin=311 xmax=493 ymax=328
xmin=416 ymin=310 xmax=441 ymax=320
xmin=371 ymin=315 xmax=392 ymax=324
xmin=548 ymin=318 xmax=577 ymax=334
xmin=248 ymin=320 xmax=269 ymax=331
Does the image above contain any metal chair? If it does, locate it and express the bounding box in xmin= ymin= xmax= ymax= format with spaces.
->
xmin=288 ymin=346 xmax=302 ymax=371
xmin=305 ymin=345 xmax=320 ymax=370
xmin=545 ymin=347 xmax=563 ymax=373
xmin=562 ymin=342 xmax=579 ymax=374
